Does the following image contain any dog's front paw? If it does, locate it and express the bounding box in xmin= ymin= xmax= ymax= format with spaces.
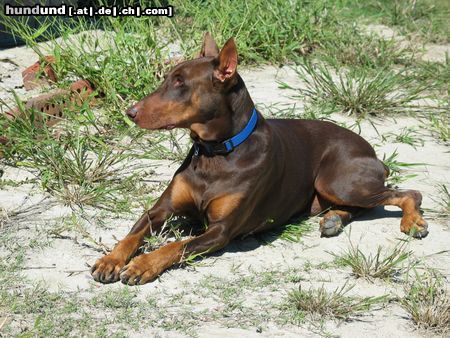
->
xmin=119 ymin=254 xmax=162 ymax=286
xmin=91 ymin=255 xmax=125 ymax=284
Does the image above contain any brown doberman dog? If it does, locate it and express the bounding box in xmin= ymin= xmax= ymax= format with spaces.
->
xmin=91 ymin=33 xmax=428 ymax=285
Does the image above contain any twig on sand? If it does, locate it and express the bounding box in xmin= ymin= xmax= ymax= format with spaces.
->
xmin=64 ymin=269 xmax=89 ymax=276
xmin=22 ymin=266 xmax=56 ymax=270
xmin=1 ymin=196 xmax=59 ymax=226
xmin=0 ymin=316 xmax=9 ymax=332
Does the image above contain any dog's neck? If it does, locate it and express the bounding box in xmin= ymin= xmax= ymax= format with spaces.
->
xmin=189 ymin=74 xmax=256 ymax=142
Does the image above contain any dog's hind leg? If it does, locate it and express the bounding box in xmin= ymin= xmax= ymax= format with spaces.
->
xmin=309 ymin=194 xmax=363 ymax=236
xmin=378 ymin=189 xmax=428 ymax=238
xmin=319 ymin=207 xmax=365 ymax=237
xmin=314 ymin=156 xmax=428 ymax=238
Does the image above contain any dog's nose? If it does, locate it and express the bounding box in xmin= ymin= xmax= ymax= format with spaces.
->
xmin=126 ymin=106 xmax=138 ymax=119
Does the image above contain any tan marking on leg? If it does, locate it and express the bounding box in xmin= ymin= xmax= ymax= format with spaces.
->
xmin=111 ymin=226 xmax=148 ymax=262
xmin=310 ymin=194 xmax=332 ymax=216
xmin=207 ymin=193 xmax=243 ymax=222
xmin=120 ymin=238 xmax=191 ymax=285
xmin=91 ymin=225 xmax=149 ymax=283
xmin=382 ymin=192 xmax=427 ymax=235
xmin=170 ymin=175 xmax=194 ymax=210
xmin=319 ymin=210 xmax=353 ymax=225
xmin=319 ymin=210 xmax=350 ymax=236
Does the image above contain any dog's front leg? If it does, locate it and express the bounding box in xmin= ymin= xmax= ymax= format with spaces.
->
xmin=119 ymin=192 xmax=242 ymax=285
xmin=119 ymin=224 xmax=230 ymax=285
xmin=91 ymin=176 xmax=191 ymax=284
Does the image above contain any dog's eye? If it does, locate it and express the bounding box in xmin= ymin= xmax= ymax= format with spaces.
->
xmin=173 ymin=75 xmax=184 ymax=88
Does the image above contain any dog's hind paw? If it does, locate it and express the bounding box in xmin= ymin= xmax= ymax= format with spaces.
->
xmin=319 ymin=214 xmax=343 ymax=237
xmin=401 ymin=215 xmax=429 ymax=239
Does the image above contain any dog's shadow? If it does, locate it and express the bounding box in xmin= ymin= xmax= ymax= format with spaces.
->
xmin=180 ymin=206 xmax=404 ymax=258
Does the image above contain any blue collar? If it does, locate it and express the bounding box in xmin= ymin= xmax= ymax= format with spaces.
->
xmin=194 ymin=107 xmax=258 ymax=157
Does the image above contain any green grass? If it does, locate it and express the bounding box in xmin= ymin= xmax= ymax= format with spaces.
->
xmin=91 ymin=287 xmax=138 ymax=309
xmin=382 ymin=149 xmax=425 ymax=186
xmin=286 ymin=282 xmax=387 ymax=322
xmin=141 ymin=215 xmax=186 ymax=252
xmin=279 ymin=217 xmax=316 ymax=242
xmin=171 ymin=0 xmax=338 ymax=64
xmin=427 ymin=111 xmax=450 ymax=143
xmin=338 ymin=0 xmax=450 ymax=43
xmin=438 ymin=184 xmax=450 ymax=216
xmin=406 ymin=57 xmax=450 ymax=96
xmin=317 ymin=24 xmax=415 ymax=69
xmin=425 ymin=184 xmax=450 ymax=222
xmin=401 ymin=269 xmax=450 ymax=333
xmin=0 ymin=230 xmax=190 ymax=337
xmin=1 ymin=11 xmax=170 ymax=110
xmin=287 ymin=62 xmax=430 ymax=118
xmin=0 ymin=90 xmax=186 ymax=211
xmin=0 ymin=101 xmax=145 ymax=211
xmin=376 ymin=0 xmax=449 ymax=43
xmin=331 ymin=238 xmax=416 ymax=281
xmin=382 ymin=127 xmax=424 ymax=148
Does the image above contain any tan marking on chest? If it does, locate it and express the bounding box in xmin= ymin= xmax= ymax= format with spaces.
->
xmin=208 ymin=193 xmax=244 ymax=222
xmin=171 ymin=175 xmax=195 ymax=209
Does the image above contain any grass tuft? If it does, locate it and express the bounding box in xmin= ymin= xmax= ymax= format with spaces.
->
xmin=0 ymin=98 xmax=149 ymax=211
xmin=291 ymin=62 xmax=429 ymax=117
xmin=382 ymin=149 xmax=425 ymax=186
xmin=142 ymin=215 xmax=187 ymax=252
xmin=279 ymin=217 xmax=316 ymax=242
xmin=401 ymin=269 xmax=450 ymax=333
xmin=427 ymin=112 xmax=450 ymax=143
xmin=373 ymin=0 xmax=449 ymax=43
xmin=286 ymin=282 xmax=387 ymax=321
xmin=382 ymin=127 xmax=424 ymax=148
xmin=331 ymin=238 xmax=415 ymax=281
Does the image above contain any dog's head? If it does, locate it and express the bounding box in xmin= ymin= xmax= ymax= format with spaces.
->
xmin=126 ymin=33 xmax=239 ymax=139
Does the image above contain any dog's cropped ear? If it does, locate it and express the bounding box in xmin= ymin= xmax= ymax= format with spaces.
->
xmin=198 ymin=32 xmax=219 ymax=58
xmin=213 ymin=38 xmax=237 ymax=82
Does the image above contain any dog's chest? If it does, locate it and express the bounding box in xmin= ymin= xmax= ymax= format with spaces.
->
xmin=184 ymin=155 xmax=246 ymax=211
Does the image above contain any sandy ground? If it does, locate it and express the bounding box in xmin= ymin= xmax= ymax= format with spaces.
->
xmin=1 ymin=36 xmax=449 ymax=337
